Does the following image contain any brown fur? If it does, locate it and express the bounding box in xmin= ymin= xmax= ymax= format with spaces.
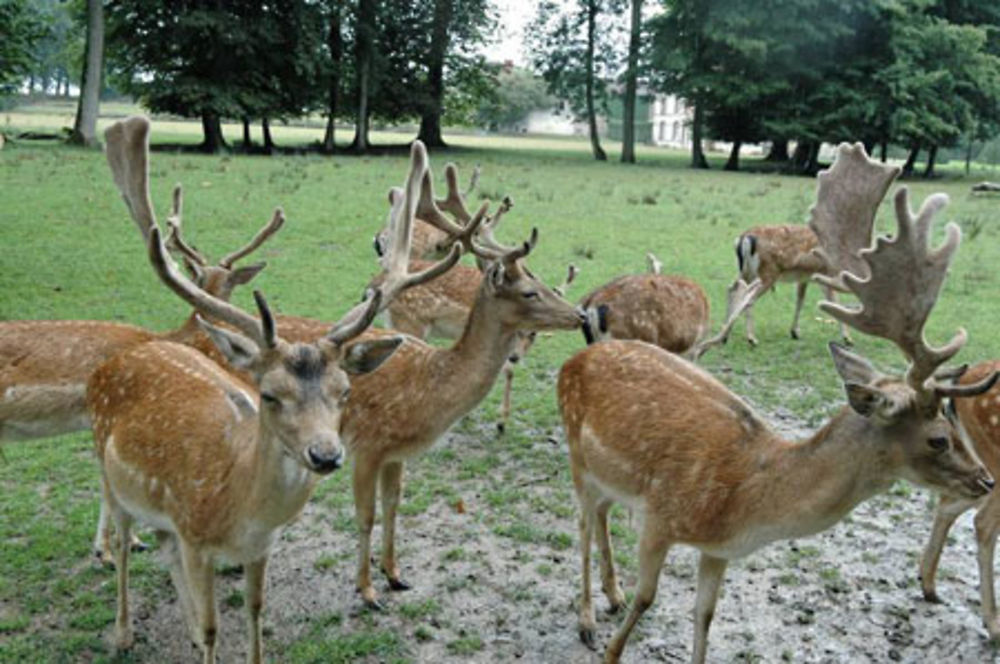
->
xmin=920 ymin=360 xmax=1000 ymax=637
xmin=559 ymin=340 xmax=989 ymax=663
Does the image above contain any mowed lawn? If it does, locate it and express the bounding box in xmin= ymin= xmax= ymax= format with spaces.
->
xmin=2 ymin=117 xmax=1000 ymax=661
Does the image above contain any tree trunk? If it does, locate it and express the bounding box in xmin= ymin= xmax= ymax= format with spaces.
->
xmin=417 ymin=0 xmax=451 ymax=148
xmin=690 ymin=100 xmax=708 ymax=169
xmin=923 ymin=144 xmax=938 ymax=178
xmin=879 ymin=140 xmax=888 ymax=163
xmin=350 ymin=0 xmax=376 ymax=153
xmin=966 ymin=138 xmax=974 ymax=176
xmin=724 ymin=141 xmax=741 ymax=171
xmin=585 ymin=0 xmax=606 ymax=161
xmin=803 ymin=141 xmax=821 ymax=174
xmin=262 ymin=118 xmax=275 ymax=154
xmin=69 ymin=0 xmax=104 ymax=147
xmin=200 ymin=112 xmax=226 ymax=153
xmin=790 ymin=140 xmax=809 ymax=171
xmin=764 ymin=139 xmax=788 ymax=162
xmin=901 ymin=141 xmax=920 ymax=177
xmin=322 ymin=2 xmax=343 ymax=154
xmin=620 ymin=0 xmax=642 ymax=164
xmin=242 ymin=117 xmax=252 ymax=152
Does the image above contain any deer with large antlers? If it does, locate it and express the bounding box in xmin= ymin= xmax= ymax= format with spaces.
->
xmin=91 ymin=118 xmax=455 ymax=662
xmin=0 ymin=187 xmax=281 ymax=445
xmin=919 ymin=360 xmax=1000 ymax=639
xmin=339 ymin=157 xmax=584 ymax=609
xmin=579 ymin=256 xmax=759 ymax=362
xmin=557 ymin=143 xmax=997 ymax=664
xmin=375 ymin=176 xmax=578 ymax=433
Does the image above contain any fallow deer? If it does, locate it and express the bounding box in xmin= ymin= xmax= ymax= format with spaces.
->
xmin=578 ymin=260 xmax=759 ymax=362
xmin=0 ymin=187 xmax=280 ymax=445
xmin=919 ymin=359 xmax=1000 ymax=639
xmin=339 ymin=160 xmax=585 ymax=608
xmin=92 ymin=117 xmax=455 ymax=663
xmin=557 ymin=143 xmax=997 ymax=664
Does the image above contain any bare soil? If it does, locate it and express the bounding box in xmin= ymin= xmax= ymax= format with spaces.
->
xmin=116 ymin=413 xmax=999 ymax=663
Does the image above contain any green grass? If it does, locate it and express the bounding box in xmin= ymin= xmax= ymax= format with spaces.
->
xmin=3 ymin=106 xmax=1000 ymax=661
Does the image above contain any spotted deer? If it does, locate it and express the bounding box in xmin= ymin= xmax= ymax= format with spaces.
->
xmin=732 ymin=220 xmax=867 ymax=346
xmin=557 ymin=143 xmax=997 ymax=664
xmin=92 ymin=118 xmax=457 ymax=663
xmin=578 ymin=260 xmax=759 ymax=362
xmin=376 ymin=182 xmax=578 ymax=433
xmin=919 ymin=359 xmax=1000 ymax=639
xmin=339 ymin=161 xmax=584 ymax=608
xmin=0 ymin=187 xmax=281 ymax=445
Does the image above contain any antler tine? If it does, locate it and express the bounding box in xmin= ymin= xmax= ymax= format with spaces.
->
xmin=472 ymin=196 xmax=517 ymax=257
xmin=327 ymin=289 xmax=383 ymax=345
xmin=463 ymin=164 xmax=481 ymax=198
xmin=646 ymin=252 xmax=663 ymax=275
xmin=148 ymin=226 xmax=269 ymax=348
xmin=690 ymin=279 xmax=763 ymax=360
xmin=436 ymin=163 xmax=474 ymax=224
xmin=163 ymin=185 xmax=209 ymax=267
xmin=819 ymin=187 xmax=966 ymax=393
xmin=417 ymin=168 xmax=467 ymax=238
xmin=218 ymin=208 xmax=286 ymax=268
xmin=104 ymin=116 xmax=158 ymax=242
xmin=809 ymin=143 xmax=900 ymax=292
xmin=555 ymin=264 xmax=578 ymax=297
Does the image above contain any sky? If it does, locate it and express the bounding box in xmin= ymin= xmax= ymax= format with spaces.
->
xmin=487 ymin=0 xmax=537 ymax=66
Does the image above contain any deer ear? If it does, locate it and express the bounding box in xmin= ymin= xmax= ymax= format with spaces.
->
xmin=830 ymin=342 xmax=880 ymax=385
xmin=485 ymin=262 xmax=506 ymax=290
xmin=195 ymin=316 xmax=260 ymax=369
xmin=340 ymin=336 xmax=403 ymax=375
xmin=597 ymin=305 xmax=610 ymax=334
xmin=230 ymin=262 xmax=266 ymax=286
xmin=844 ymin=382 xmax=907 ymax=421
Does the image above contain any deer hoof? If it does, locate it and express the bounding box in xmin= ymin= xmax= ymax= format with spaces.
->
xmin=496 ymin=421 xmax=506 ymax=436
xmin=130 ymin=536 xmax=149 ymax=553
xmin=747 ymin=336 xmax=759 ymax=348
xmin=579 ymin=626 xmax=597 ymax=651
xmin=388 ymin=577 xmax=411 ymax=592
xmin=790 ymin=329 xmax=800 ymax=340
xmin=922 ymin=589 xmax=942 ymax=604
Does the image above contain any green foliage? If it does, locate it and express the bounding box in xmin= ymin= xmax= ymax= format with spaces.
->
xmin=0 ymin=0 xmax=49 ymax=97
xmin=475 ymin=66 xmax=555 ymax=131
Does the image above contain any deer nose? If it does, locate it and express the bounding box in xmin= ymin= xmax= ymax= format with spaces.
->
xmin=508 ymin=354 xmax=520 ymax=364
xmin=981 ymin=475 xmax=995 ymax=492
xmin=307 ymin=444 xmax=344 ymax=474
xmin=574 ymin=306 xmax=587 ymax=324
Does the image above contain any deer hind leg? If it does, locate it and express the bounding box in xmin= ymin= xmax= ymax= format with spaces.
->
xmin=790 ymin=281 xmax=808 ymax=339
xmin=353 ymin=455 xmax=383 ymax=609
xmin=975 ymin=494 xmax=1000 ymax=639
xmin=920 ymin=494 xmax=972 ymax=603
xmin=245 ymin=556 xmax=268 ymax=664
xmin=691 ymin=553 xmax=729 ymax=664
xmin=96 ymin=497 xmax=148 ymax=566
xmin=594 ymin=500 xmax=625 ymax=612
xmin=604 ymin=523 xmax=671 ymax=663
xmin=108 ymin=488 xmax=134 ymax=650
xmin=179 ymin=541 xmax=218 ymax=664
xmin=379 ymin=461 xmax=410 ymax=591
xmin=823 ymin=285 xmax=853 ymax=345
xmin=576 ymin=489 xmax=599 ymax=649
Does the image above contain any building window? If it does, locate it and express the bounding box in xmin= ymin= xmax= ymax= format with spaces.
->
xmin=672 ymin=121 xmax=680 ymax=141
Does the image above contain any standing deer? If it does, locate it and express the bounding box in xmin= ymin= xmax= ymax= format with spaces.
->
xmin=92 ymin=118 xmax=455 ymax=663
xmin=731 ymin=219 xmax=871 ymax=346
xmin=339 ymin=162 xmax=584 ymax=608
xmin=0 ymin=187 xmax=282 ymax=445
xmin=919 ymin=359 xmax=1000 ymax=639
xmin=557 ymin=143 xmax=997 ymax=663
xmin=578 ymin=258 xmax=759 ymax=361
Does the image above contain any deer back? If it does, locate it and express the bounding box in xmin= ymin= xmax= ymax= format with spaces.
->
xmin=737 ymin=225 xmax=825 ymax=284
xmin=580 ymin=274 xmax=709 ymax=353
xmin=952 ymin=360 xmax=1000 ymax=475
xmin=377 ymin=260 xmax=481 ymax=338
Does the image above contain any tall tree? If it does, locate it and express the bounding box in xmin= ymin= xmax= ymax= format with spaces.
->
xmin=529 ymin=0 xmax=625 ymax=161
xmin=69 ymin=0 xmax=104 ymax=147
xmin=321 ymin=0 xmax=344 ymax=152
xmin=620 ymin=0 xmax=643 ymax=163
xmin=417 ymin=0 xmax=452 ymax=147
xmin=350 ymin=0 xmax=376 ymax=152
xmin=0 ymin=0 xmax=47 ymax=99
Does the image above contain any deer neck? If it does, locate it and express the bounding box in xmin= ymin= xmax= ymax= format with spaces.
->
xmin=161 ymin=313 xmax=202 ymax=344
xmin=242 ymin=420 xmax=317 ymax=530
xmin=440 ymin=291 xmax=518 ymax=408
xmin=736 ymin=409 xmax=896 ymax=545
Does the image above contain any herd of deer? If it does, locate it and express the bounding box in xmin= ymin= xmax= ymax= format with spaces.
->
xmin=3 ymin=117 xmax=1000 ymax=663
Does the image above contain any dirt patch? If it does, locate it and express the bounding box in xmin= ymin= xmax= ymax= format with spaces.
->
xmin=115 ymin=415 xmax=998 ymax=663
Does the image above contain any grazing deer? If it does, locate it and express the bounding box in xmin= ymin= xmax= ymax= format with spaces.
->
xmin=557 ymin=143 xmax=997 ymax=664
xmin=919 ymin=359 xmax=1000 ymax=639
xmin=0 ymin=188 xmax=281 ymax=446
xmin=341 ymin=165 xmax=584 ymax=608
xmin=578 ymin=260 xmax=759 ymax=362
xmin=93 ymin=118 xmax=455 ymax=663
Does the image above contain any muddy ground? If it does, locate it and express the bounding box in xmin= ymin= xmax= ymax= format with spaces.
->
xmin=112 ymin=410 xmax=999 ymax=663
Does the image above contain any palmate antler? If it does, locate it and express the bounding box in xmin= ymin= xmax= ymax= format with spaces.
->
xmin=808 ymin=143 xmax=900 ymax=288
xmin=811 ymin=145 xmax=997 ymax=400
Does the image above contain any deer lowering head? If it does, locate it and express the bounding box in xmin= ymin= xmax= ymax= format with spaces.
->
xmin=557 ymin=142 xmax=995 ymax=664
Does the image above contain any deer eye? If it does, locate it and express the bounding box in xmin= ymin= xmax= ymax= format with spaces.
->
xmin=928 ymin=436 xmax=950 ymax=452
xmin=338 ymin=388 xmax=352 ymax=405
xmin=522 ymin=291 xmax=539 ymax=300
xmin=261 ymin=393 xmax=280 ymax=407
